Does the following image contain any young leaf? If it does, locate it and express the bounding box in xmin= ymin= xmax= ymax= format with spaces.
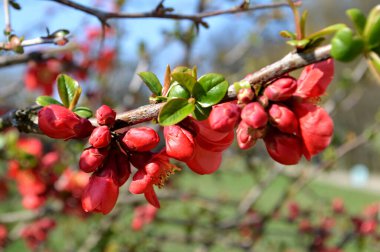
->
xmin=331 ymin=27 xmax=364 ymax=62
xmin=158 ymin=98 xmax=195 ymax=126
xmin=171 ymin=72 xmax=197 ymax=93
xmin=364 ymin=5 xmax=380 ymax=49
xmin=192 ymin=73 xmax=228 ymax=107
xmin=300 ymin=10 xmax=309 ymax=39
xmin=346 ymin=8 xmax=367 ymax=35
xmin=192 ymin=103 xmax=211 ymax=121
xmin=138 ymin=72 xmax=162 ymax=96
xmin=74 ymin=106 xmax=93 ymax=119
xmin=57 ymin=74 xmax=80 ymax=108
xmin=306 ymin=23 xmax=347 ymax=41
xmin=279 ymin=30 xmax=296 ymax=39
xmin=167 ymin=83 xmax=191 ymax=99
xmin=36 ymin=96 xmax=63 ymax=107
xmin=286 ymin=39 xmax=310 ymax=49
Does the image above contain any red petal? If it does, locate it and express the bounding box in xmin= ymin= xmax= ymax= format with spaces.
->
xmin=294 ymin=102 xmax=334 ymax=160
xmin=144 ymin=186 xmax=160 ymax=208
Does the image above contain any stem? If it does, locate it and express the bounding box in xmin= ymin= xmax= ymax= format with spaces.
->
xmin=3 ymin=0 xmax=11 ymax=34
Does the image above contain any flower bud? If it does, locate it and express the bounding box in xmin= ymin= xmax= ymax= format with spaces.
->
xmin=79 ymin=148 xmax=108 ymax=173
xmin=237 ymin=88 xmax=255 ymax=104
xmin=268 ymin=104 xmax=299 ymax=135
xmin=236 ymin=121 xmax=257 ymax=150
xmin=89 ymin=126 xmax=111 ymax=148
xmin=38 ymin=105 xmax=94 ymax=139
xmin=241 ymin=102 xmax=268 ymax=129
xmin=164 ymin=125 xmax=195 ymax=161
xmin=122 ymin=127 xmax=159 ymax=152
xmin=96 ymin=105 xmax=116 ymax=126
xmin=264 ymin=130 xmax=302 ymax=165
xmin=208 ymin=102 xmax=241 ymax=133
xmin=81 ymin=172 xmax=119 ymax=214
xmin=264 ymin=77 xmax=297 ymax=101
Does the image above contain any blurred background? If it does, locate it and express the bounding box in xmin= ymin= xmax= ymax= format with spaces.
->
xmin=1 ymin=0 xmax=380 ymax=251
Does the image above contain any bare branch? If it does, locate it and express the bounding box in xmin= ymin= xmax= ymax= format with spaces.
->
xmin=49 ymin=0 xmax=291 ymax=28
xmin=3 ymin=0 xmax=11 ymax=34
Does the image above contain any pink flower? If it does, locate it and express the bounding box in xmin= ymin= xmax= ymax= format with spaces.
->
xmin=131 ymin=204 xmax=158 ymax=231
xmin=38 ymin=105 xmax=94 ymax=139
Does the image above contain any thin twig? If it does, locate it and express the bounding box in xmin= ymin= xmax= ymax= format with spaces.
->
xmin=50 ymin=0 xmax=291 ymax=28
xmin=3 ymin=0 xmax=11 ymax=34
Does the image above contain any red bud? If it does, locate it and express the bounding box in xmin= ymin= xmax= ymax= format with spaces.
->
xmin=89 ymin=126 xmax=111 ymax=148
xmin=164 ymin=125 xmax=195 ymax=161
xmin=268 ymin=104 xmax=299 ymax=135
xmin=264 ymin=77 xmax=297 ymax=101
xmin=208 ymin=102 xmax=241 ymax=133
xmin=122 ymin=127 xmax=159 ymax=152
xmin=79 ymin=148 xmax=108 ymax=173
xmin=264 ymin=130 xmax=302 ymax=165
xmin=96 ymin=105 xmax=116 ymax=126
xmin=241 ymin=102 xmax=268 ymax=129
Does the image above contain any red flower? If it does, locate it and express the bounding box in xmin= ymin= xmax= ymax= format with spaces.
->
xmin=129 ymin=152 xmax=178 ymax=208
xmin=81 ymin=168 xmax=119 ymax=214
xmin=38 ymin=104 xmax=94 ymax=139
xmin=131 ymin=204 xmax=158 ymax=231
xmin=295 ymin=58 xmax=334 ymax=99
xmin=264 ymin=130 xmax=302 ymax=165
xmin=293 ymin=102 xmax=334 ymax=160
xmin=186 ymin=144 xmax=222 ymax=175
xmin=79 ymin=147 xmax=108 ymax=173
xmin=24 ymin=59 xmax=62 ymax=95
xmin=164 ymin=125 xmax=195 ymax=161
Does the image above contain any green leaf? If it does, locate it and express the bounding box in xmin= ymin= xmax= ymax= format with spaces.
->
xmin=346 ymin=8 xmax=367 ymax=35
xmin=36 ymin=96 xmax=63 ymax=106
xmin=74 ymin=106 xmax=93 ymax=119
xmin=171 ymin=72 xmax=197 ymax=93
xmin=192 ymin=103 xmax=211 ymax=121
xmin=300 ymin=10 xmax=308 ymax=38
xmin=364 ymin=5 xmax=380 ymax=49
xmin=331 ymin=27 xmax=365 ymax=62
xmin=279 ymin=30 xmax=296 ymax=39
xmin=57 ymin=74 xmax=80 ymax=108
xmin=138 ymin=72 xmax=162 ymax=96
xmin=167 ymin=82 xmax=191 ymax=99
xmin=306 ymin=23 xmax=347 ymax=40
xmin=158 ymin=98 xmax=195 ymax=126
xmin=192 ymin=73 xmax=228 ymax=107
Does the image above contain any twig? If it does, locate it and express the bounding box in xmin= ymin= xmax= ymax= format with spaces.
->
xmin=0 ymin=44 xmax=332 ymax=133
xmin=0 ymin=36 xmax=69 ymax=51
xmin=3 ymin=0 xmax=11 ymax=34
xmin=49 ymin=0 xmax=291 ymax=28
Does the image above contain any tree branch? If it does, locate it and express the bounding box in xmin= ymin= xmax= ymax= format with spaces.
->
xmin=49 ymin=0 xmax=291 ymax=28
xmin=0 ymin=44 xmax=332 ymax=133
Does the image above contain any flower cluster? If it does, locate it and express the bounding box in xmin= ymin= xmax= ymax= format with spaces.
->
xmin=236 ymin=59 xmax=334 ymax=165
xmin=80 ymin=105 xmax=178 ymax=213
xmin=164 ymin=102 xmax=240 ymax=174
